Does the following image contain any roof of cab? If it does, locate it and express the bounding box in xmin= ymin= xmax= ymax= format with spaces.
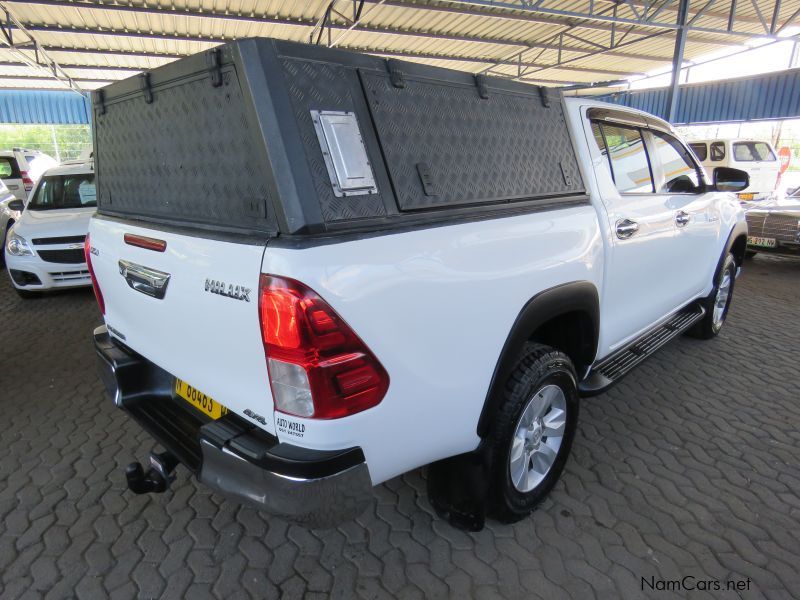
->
xmin=41 ymin=160 xmax=93 ymax=176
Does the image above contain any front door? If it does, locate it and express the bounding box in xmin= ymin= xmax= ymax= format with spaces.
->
xmin=646 ymin=129 xmax=722 ymax=298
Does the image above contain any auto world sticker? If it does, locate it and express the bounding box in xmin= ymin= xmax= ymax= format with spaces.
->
xmin=276 ymin=416 xmax=306 ymax=438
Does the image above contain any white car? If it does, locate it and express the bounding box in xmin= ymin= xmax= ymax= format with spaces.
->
xmin=0 ymin=148 xmax=57 ymax=201
xmin=89 ymin=39 xmax=749 ymax=530
xmin=5 ymin=160 xmax=95 ymax=298
xmin=689 ymin=139 xmax=781 ymax=203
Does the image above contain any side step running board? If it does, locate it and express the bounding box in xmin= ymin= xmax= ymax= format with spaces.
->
xmin=579 ymin=303 xmax=705 ymax=396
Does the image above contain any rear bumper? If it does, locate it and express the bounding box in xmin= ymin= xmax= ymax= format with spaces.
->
xmin=93 ymin=325 xmax=374 ymax=528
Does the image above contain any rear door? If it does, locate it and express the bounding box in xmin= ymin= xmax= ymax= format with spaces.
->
xmin=588 ymin=119 xmax=691 ymax=353
xmin=89 ymin=218 xmax=276 ymax=434
xmin=732 ymin=141 xmax=780 ymax=197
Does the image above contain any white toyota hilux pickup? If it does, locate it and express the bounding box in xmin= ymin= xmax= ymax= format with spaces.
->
xmin=89 ymin=39 xmax=749 ymax=530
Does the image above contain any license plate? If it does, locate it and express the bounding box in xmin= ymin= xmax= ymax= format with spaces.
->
xmin=747 ymin=236 xmax=776 ymax=248
xmin=738 ymin=193 xmax=755 ymax=200
xmin=174 ymin=378 xmax=228 ymax=419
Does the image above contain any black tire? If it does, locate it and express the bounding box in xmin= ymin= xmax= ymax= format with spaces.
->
xmin=689 ymin=253 xmax=737 ymax=340
xmin=14 ymin=287 xmax=40 ymax=299
xmin=485 ymin=343 xmax=579 ymax=524
xmin=745 ymin=251 xmax=757 ymax=260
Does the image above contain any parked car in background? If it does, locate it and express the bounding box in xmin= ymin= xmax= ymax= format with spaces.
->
xmin=745 ymin=203 xmax=800 ymax=258
xmin=0 ymin=148 xmax=57 ymax=201
xmin=689 ymin=139 xmax=781 ymax=203
xmin=4 ymin=160 xmax=95 ymax=298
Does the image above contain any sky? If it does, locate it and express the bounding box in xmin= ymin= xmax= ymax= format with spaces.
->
xmin=628 ymin=26 xmax=800 ymax=90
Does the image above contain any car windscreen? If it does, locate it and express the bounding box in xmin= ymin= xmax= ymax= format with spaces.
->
xmin=733 ymin=142 xmax=777 ymax=162
xmin=27 ymin=173 xmax=96 ymax=210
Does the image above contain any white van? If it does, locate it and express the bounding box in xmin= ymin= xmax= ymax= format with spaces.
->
xmin=689 ymin=139 xmax=780 ymax=203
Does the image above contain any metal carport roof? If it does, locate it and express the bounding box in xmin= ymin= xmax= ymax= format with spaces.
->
xmin=0 ymin=0 xmax=797 ymax=93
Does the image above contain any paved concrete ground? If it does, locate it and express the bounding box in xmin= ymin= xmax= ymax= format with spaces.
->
xmin=1 ymin=255 xmax=799 ymax=600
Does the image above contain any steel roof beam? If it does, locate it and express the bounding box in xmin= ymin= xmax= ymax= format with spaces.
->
xmin=375 ymin=0 xmax=751 ymax=44
xmin=440 ymin=0 xmax=780 ymax=36
xmin=4 ymin=0 xmax=680 ymax=61
xmin=18 ymin=21 xmax=677 ymax=65
xmin=0 ymin=1 xmax=81 ymax=91
xmin=34 ymin=42 xmax=642 ymax=77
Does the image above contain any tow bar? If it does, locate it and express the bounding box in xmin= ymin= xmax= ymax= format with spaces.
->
xmin=125 ymin=451 xmax=179 ymax=494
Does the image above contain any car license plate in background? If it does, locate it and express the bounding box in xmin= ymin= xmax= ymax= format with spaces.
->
xmin=174 ymin=378 xmax=228 ymax=419
xmin=747 ymin=236 xmax=776 ymax=248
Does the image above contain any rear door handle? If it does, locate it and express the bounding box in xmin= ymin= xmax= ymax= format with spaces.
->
xmin=119 ymin=259 xmax=171 ymax=299
xmin=675 ymin=211 xmax=691 ymax=227
xmin=615 ymin=218 xmax=639 ymax=239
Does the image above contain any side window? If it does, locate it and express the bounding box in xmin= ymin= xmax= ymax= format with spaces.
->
xmin=592 ymin=121 xmax=654 ymax=194
xmin=0 ymin=157 xmax=20 ymax=179
xmin=710 ymin=142 xmax=725 ymax=161
xmin=651 ymin=131 xmax=701 ymax=193
xmin=733 ymin=141 xmax=776 ymax=162
xmin=688 ymin=143 xmax=707 ymax=161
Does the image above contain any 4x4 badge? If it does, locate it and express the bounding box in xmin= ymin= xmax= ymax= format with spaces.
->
xmin=205 ymin=278 xmax=251 ymax=302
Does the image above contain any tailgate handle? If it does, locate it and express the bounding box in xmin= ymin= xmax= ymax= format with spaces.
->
xmin=119 ymin=260 xmax=171 ymax=299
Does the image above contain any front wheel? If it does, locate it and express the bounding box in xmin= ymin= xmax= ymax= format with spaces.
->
xmin=486 ymin=343 xmax=579 ymax=523
xmin=690 ymin=253 xmax=737 ymax=340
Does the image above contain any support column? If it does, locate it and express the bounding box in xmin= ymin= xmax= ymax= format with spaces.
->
xmin=665 ymin=0 xmax=690 ymax=123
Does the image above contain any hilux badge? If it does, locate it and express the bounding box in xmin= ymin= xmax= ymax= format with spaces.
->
xmin=205 ymin=278 xmax=251 ymax=302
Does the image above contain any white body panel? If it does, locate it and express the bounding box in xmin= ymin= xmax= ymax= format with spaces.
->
xmin=262 ymin=208 xmax=602 ymax=483
xmin=89 ymin=98 xmax=746 ymax=488
xmin=89 ymin=219 xmax=276 ymax=436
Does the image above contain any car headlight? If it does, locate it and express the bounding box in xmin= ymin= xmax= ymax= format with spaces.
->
xmin=6 ymin=231 xmax=33 ymax=256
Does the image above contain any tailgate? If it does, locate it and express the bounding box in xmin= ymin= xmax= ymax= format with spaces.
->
xmin=89 ymin=217 xmax=275 ymax=434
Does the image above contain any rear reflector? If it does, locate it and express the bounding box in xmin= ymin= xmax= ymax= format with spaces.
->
xmin=259 ymin=275 xmax=389 ymax=420
xmin=84 ymin=234 xmax=105 ymax=315
xmin=124 ymin=233 xmax=167 ymax=252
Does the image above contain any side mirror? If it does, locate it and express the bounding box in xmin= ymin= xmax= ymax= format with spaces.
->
xmin=713 ymin=167 xmax=749 ymax=193
xmin=7 ymin=199 xmax=24 ymax=212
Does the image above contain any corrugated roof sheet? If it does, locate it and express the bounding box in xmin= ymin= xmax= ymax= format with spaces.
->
xmin=603 ymin=68 xmax=800 ymax=123
xmin=0 ymin=89 xmax=91 ymax=123
xmin=0 ymin=0 xmax=795 ymax=90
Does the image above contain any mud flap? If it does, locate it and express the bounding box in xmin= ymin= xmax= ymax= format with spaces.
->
xmin=427 ymin=449 xmax=489 ymax=532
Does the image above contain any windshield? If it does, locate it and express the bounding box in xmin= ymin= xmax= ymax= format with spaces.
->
xmin=28 ymin=173 xmax=96 ymax=210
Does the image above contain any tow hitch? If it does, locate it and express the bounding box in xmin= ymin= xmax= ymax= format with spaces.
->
xmin=125 ymin=451 xmax=179 ymax=494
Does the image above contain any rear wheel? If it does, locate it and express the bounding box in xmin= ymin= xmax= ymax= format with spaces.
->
xmin=690 ymin=253 xmax=737 ymax=340
xmin=486 ymin=343 xmax=579 ymax=523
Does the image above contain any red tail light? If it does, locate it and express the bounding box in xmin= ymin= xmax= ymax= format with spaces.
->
xmin=84 ymin=234 xmax=105 ymax=315
xmin=258 ymin=275 xmax=389 ymax=419
xmin=20 ymin=171 xmax=33 ymax=192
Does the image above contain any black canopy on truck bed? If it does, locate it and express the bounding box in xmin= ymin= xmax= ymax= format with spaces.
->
xmin=92 ymin=37 xmax=587 ymax=236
